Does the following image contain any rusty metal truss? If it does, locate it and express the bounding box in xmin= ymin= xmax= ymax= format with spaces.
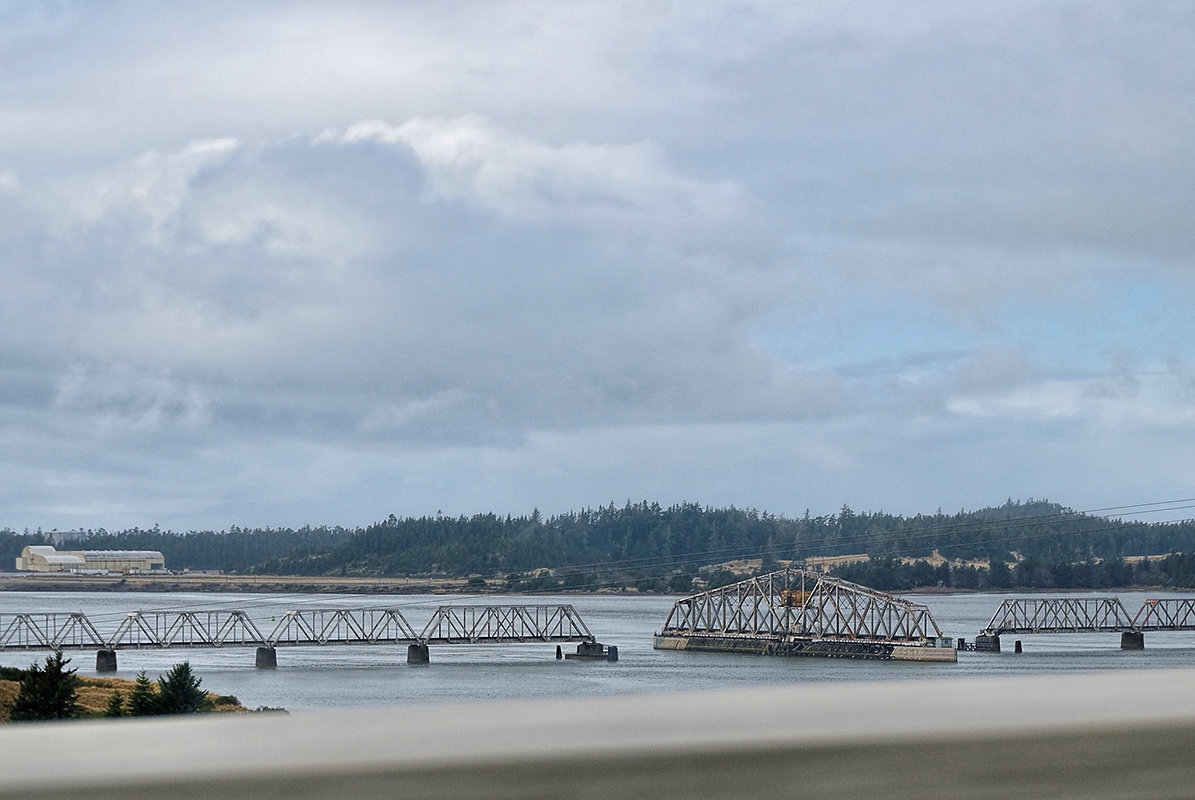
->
xmin=267 ymin=608 xmax=418 ymax=646
xmin=981 ymin=598 xmax=1136 ymax=635
xmin=419 ymin=604 xmax=595 ymax=644
xmin=1131 ymin=598 xmax=1195 ymax=631
xmin=659 ymin=568 xmax=944 ymax=643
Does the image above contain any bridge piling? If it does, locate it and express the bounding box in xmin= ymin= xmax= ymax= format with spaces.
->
xmin=564 ymin=641 xmax=608 ymax=660
xmin=407 ymin=643 xmax=430 ymax=664
xmin=96 ymin=649 xmax=117 ymax=672
xmin=974 ymin=634 xmax=1001 ymax=652
xmin=1121 ymin=631 xmax=1145 ymax=650
xmin=255 ymin=647 xmax=278 ymax=668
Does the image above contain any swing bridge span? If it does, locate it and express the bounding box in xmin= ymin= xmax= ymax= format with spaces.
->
xmin=653 ymin=567 xmax=957 ymax=662
xmin=0 ymin=604 xmax=615 ymax=669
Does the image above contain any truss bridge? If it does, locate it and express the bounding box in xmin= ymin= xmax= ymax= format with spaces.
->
xmin=0 ymin=604 xmax=612 ymax=670
xmin=973 ymin=596 xmax=1195 ymax=651
xmin=653 ymin=567 xmax=956 ymax=662
xmin=419 ymin=604 xmax=593 ymax=644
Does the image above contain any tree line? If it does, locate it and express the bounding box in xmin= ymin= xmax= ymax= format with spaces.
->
xmin=6 ymin=499 xmax=1195 ymax=590
xmin=830 ymin=553 xmax=1195 ymax=592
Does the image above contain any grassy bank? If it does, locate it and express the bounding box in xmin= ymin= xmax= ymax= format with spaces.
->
xmin=0 ymin=673 xmax=249 ymax=723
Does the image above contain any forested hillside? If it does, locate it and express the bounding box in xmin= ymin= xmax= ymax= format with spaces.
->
xmin=0 ymin=526 xmax=352 ymax=574
xmin=6 ymin=499 xmax=1195 ymax=590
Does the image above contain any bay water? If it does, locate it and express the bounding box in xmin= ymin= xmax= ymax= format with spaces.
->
xmin=3 ymin=589 xmax=1194 ymax=713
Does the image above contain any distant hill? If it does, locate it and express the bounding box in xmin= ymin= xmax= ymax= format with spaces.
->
xmin=7 ymin=499 xmax=1195 ymax=591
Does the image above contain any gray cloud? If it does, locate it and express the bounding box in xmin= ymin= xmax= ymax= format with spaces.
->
xmin=2 ymin=2 xmax=1193 ymax=530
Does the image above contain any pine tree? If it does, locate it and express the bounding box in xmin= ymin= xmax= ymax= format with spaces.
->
xmin=104 ymin=690 xmax=126 ymax=717
xmin=7 ymin=650 xmax=81 ymax=721
xmin=127 ymin=670 xmax=160 ymax=716
xmin=156 ymin=662 xmax=208 ymax=714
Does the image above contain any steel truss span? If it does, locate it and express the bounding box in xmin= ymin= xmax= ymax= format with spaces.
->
xmin=982 ymin=598 xmax=1136 ymax=635
xmin=658 ymin=568 xmax=944 ymax=643
xmin=0 ymin=605 xmax=594 ymax=651
xmin=1132 ymin=599 xmax=1195 ymax=631
xmin=419 ymin=604 xmax=594 ymax=644
xmin=112 ymin=611 xmax=269 ymax=649
xmin=0 ymin=613 xmax=108 ymax=651
xmin=982 ymin=597 xmax=1195 ymax=635
xmin=267 ymin=608 xmax=418 ymax=647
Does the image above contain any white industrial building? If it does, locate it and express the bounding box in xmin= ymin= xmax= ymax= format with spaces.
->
xmin=15 ymin=545 xmax=166 ymax=574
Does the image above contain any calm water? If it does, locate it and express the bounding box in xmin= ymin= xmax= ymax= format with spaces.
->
xmin=3 ymin=589 xmax=1195 ymax=712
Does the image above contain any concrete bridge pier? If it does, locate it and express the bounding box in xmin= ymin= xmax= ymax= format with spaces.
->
xmin=96 ymin=649 xmax=117 ymax=672
xmin=407 ymin=643 xmax=430 ymax=664
xmin=974 ymin=634 xmax=1001 ymax=653
xmin=255 ymin=647 xmax=278 ymax=668
xmin=565 ymin=641 xmax=616 ymax=660
xmin=1121 ymin=631 xmax=1145 ymax=650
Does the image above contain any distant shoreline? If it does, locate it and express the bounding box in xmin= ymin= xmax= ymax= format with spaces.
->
xmin=0 ymin=572 xmax=1171 ymax=596
xmin=0 ymin=572 xmax=472 ymax=595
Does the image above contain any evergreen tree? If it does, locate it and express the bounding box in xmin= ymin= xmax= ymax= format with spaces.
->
xmin=127 ymin=670 xmax=160 ymax=716
xmin=156 ymin=662 xmax=208 ymax=714
xmin=7 ymin=650 xmax=81 ymax=721
xmin=104 ymin=690 xmax=126 ymax=718
xmin=988 ymin=557 xmax=1013 ymax=589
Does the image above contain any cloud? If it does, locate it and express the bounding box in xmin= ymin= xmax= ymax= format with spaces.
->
xmin=2 ymin=2 xmax=1194 ymax=531
xmin=332 ymin=117 xmax=747 ymax=228
xmin=6 ymin=116 xmax=828 ymax=457
xmin=51 ymin=363 xmax=212 ymax=437
xmin=946 ymin=361 xmax=1195 ymax=432
xmin=40 ymin=138 xmax=239 ymax=243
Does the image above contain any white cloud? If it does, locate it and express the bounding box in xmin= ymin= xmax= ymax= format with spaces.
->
xmin=332 ymin=116 xmax=749 ymax=230
xmin=947 ymin=365 xmax=1195 ymax=431
xmin=42 ymin=138 xmax=239 ymax=245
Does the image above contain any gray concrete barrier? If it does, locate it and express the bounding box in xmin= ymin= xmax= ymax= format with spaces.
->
xmin=3 ymin=668 xmax=1195 ymax=799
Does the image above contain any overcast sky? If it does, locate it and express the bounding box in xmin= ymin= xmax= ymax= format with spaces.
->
xmin=2 ymin=2 xmax=1193 ymax=532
